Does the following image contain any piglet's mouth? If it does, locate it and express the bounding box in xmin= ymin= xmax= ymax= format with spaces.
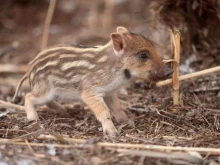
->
xmin=149 ymin=66 xmax=173 ymax=82
xmin=149 ymin=75 xmax=166 ymax=82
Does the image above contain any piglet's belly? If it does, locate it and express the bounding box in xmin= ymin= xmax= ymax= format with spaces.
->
xmin=53 ymin=88 xmax=82 ymax=102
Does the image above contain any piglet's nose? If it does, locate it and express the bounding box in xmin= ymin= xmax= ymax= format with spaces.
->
xmin=164 ymin=66 xmax=173 ymax=78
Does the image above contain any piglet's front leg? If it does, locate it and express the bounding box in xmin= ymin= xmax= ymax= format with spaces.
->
xmin=81 ymin=89 xmax=118 ymax=138
xmin=105 ymin=94 xmax=134 ymax=127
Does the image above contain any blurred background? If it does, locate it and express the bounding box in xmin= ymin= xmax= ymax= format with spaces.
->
xmin=1 ymin=0 xmax=219 ymax=69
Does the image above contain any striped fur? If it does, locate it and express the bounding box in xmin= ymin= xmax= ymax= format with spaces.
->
xmin=13 ymin=41 xmax=122 ymax=99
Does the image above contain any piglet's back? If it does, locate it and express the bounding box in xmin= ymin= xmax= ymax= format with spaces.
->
xmin=27 ymin=45 xmax=112 ymax=90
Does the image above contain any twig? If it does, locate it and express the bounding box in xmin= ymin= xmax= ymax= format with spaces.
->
xmin=125 ymin=134 xmax=154 ymax=143
xmin=189 ymin=87 xmax=220 ymax=93
xmin=0 ymin=64 xmax=28 ymax=73
xmin=162 ymin=136 xmax=193 ymax=140
xmin=102 ymin=0 xmax=114 ymax=29
xmin=0 ymin=140 xmax=73 ymax=148
xmin=114 ymin=148 xmax=203 ymax=164
xmin=41 ymin=0 xmax=57 ymax=50
xmin=50 ymin=156 xmax=72 ymax=165
xmin=0 ymin=100 xmax=25 ymax=111
xmin=37 ymin=134 xmax=84 ymax=143
xmin=37 ymin=135 xmax=220 ymax=155
xmin=0 ymin=78 xmax=29 ymax=89
xmin=163 ymin=59 xmax=176 ymax=64
xmin=1 ymin=135 xmax=220 ymax=155
xmin=156 ymin=66 xmax=220 ymax=87
xmin=13 ymin=128 xmax=45 ymax=140
xmin=171 ymin=29 xmax=180 ymax=105
xmin=25 ymin=139 xmax=35 ymax=153
xmin=18 ymin=153 xmax=44 ymax=162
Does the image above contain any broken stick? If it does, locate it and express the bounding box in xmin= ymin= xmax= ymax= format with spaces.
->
xmin=0 ymin=64 xmax=27 ymax=73
xmin=0 ymin=100 xmax=25 ymax=111
xmin=156 ymin=66 xmax=220 ymax=87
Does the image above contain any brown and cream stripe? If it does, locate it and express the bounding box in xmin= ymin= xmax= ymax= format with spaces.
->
xmin=27 ymin=43 xmax=112 ymax=87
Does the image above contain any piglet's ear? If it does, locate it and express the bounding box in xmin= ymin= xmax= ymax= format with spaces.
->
xmin=111 ymin=33 xmax=126 ymax=56
xmin=117 ymin=26 xmax=129 ymax=34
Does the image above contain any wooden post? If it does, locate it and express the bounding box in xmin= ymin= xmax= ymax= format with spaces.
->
xmin=171 ymin=29 xmax=180 ymax=105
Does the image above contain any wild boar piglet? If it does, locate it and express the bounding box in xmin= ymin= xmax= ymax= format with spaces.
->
xmin=13 ymin=27 xmax=173 ymax=137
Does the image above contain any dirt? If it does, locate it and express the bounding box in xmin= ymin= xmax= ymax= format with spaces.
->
xmin=0 ymin=1 xmax=220 ymax=165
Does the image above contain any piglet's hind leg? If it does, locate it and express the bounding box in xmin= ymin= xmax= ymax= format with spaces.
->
xmin=25 ymin=91 xmax=55 ymax=121
xmin=24 ymin=93 xmax=39 ymax=121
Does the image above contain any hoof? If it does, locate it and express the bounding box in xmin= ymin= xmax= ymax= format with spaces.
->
xmin=103 ymin=121 xmax=118 ymax=139
xmin=27 ymin=112 xmax=39 ymax=121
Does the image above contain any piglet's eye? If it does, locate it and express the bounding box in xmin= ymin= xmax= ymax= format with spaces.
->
xmin=138 ymin=52 xmax=150 ymax=61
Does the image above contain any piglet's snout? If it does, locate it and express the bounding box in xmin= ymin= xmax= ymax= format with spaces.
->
xmin=151 ymin=65 xmax=173 ymax=81
xmin=163 ymin=65 xmax=173 ymax=78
